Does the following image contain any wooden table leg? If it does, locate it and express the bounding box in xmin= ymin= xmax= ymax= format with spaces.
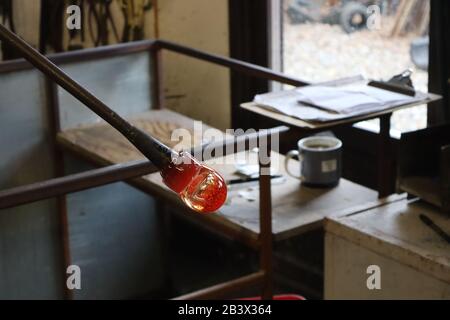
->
xmin=259 ymin=137 xmax=273 ymax=300
xmin=377 ymin=114 xmax=393 ymax=198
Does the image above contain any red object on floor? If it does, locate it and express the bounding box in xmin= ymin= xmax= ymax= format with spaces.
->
xmin=239 ymin=294 xmax=305 ymax=300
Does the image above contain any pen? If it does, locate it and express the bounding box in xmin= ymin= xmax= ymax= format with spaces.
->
xmin=228 ymin=175 xmax=283 ymax=185
xmin=419 ymin=214 xmax=450 ymax=244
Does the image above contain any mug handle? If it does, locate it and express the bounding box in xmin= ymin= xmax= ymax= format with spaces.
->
xmin=284 ymin=150 xmax=304 ymax=180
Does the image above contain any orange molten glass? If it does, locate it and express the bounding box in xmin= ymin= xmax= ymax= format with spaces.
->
xmin=160 ymin=152 xmax=227 ymax=213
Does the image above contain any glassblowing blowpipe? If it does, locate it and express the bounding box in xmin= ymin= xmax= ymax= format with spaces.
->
xmin=0 ymin=23 xmax=227 ymax=214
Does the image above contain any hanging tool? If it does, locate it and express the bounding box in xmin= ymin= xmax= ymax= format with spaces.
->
xmin=40 ymin=0 xmax=86 ymax=53
xmin=120 ymin=0 xmax=152 ymax=42
xmin=0 ymin=0 xmax=15 ymax=32
xmin=0 ymin=0 xmax=18 ymax=59
xmin=40 ymin=0 xmax=65 ymax=53
xmin=87 ymin=0 xmax=120 ymax=46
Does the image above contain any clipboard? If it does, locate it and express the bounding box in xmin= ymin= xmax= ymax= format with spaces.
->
xmin=367 ymin=69 xmax=416 ymax=97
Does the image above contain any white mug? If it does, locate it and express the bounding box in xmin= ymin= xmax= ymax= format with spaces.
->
xmin=285 ymin=136 xmax=342 ymax=187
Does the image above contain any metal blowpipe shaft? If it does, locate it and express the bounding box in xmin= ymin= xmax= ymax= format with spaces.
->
xmin=0 ymin=23 xmax=175 ymax=168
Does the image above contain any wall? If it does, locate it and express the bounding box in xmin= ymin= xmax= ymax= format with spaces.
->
xmin=158 ymin=0 xmax=231 ymax=130
xmin=0 ymin=70 xmax=62 ymax=299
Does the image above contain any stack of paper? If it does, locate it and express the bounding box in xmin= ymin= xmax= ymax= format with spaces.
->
xmin=296 ymin=84 xmax=418 ymax=114
xmin=253 ymin=81 xmax=427 ymax=122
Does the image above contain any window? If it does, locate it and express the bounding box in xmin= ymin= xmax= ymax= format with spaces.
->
xmin=277 ymin=0 xmax=430 ymax=136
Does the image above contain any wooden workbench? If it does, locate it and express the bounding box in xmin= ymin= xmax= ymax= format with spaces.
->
xmin=324 ymin=199 xmax=450 ymax=299
xmin=57 ymin=109 xmax=381 ymax=247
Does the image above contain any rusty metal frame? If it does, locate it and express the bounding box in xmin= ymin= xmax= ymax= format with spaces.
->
xmin=0 ymin=37 xmax=304 ymax=300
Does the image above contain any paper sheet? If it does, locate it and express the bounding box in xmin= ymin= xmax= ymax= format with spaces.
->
xmin=253 ymin=81 xmax=428 ymax=122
